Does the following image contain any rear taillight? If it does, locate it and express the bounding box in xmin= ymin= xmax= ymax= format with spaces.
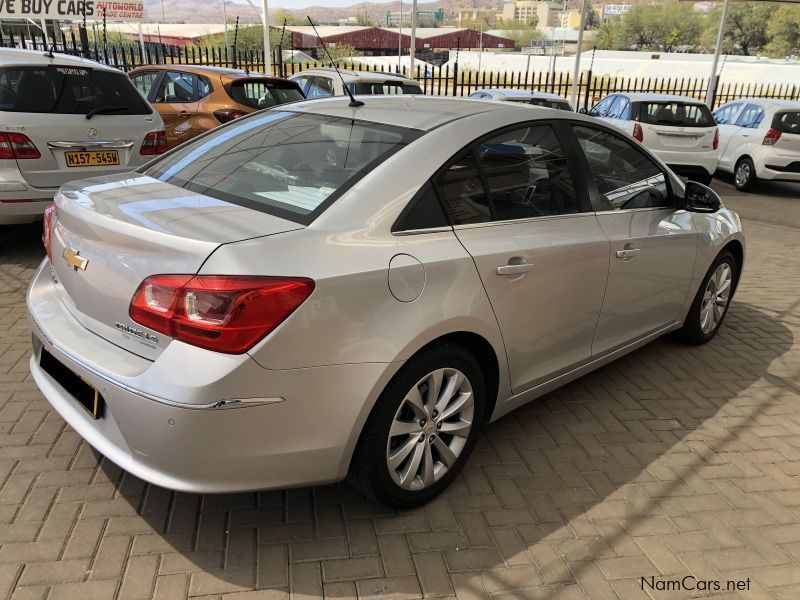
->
xmin=632 ymin=122 xmax=644 ymax=142
xmin=0 ymin=132 xmax=40 ymax=160
xmin=129 ymin=275 xmax=315 ymax=354
xmin=42 ymin=202 xmax=55 ymax=261
xmin=713 ymin=128 xmax=719 ymax=150
xmin=763 ymin=128 xmax=782 ymax=146
xmin=214 ymin=109 xmax=247 ymax=124
xmin=140 ymin=131 xmax=167 ymax=155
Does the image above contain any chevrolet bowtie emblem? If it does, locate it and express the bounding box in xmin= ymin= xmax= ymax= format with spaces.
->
xmin=62 ymin=247 xmax=88 ymax=271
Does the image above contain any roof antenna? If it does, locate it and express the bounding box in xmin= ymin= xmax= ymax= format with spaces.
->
xmin=306 ymin=16 xmax=363 ymax=108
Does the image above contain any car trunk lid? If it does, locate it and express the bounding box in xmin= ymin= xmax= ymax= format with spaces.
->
xmin=49 ymin=173 xmax=303 ymax=360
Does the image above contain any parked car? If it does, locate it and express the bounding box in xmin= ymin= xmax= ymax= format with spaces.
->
xmin=0 ymin=48 xmax=166 ymax=225
xmin=28 ymin=97 xmax=744 ymax=507
xmin=128 ymin=65 xmax=304 ymax=149
xmin=469 ymin=88 xmax=572 ymax=111
xmin=713 ymin=98 xmax=800 ymax=191
xmin=289 ymin=67 xmax=422 ymax=99
xmin=587 ymin=93 xmax=718 ymax=184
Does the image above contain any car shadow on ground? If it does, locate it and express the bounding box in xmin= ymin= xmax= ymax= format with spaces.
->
xmin=88 ymin=299 xmax=793 ymax=597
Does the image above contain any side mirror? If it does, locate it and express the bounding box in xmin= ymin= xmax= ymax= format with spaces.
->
xmin=682 ymin=181 xmax=721 ymax=213
xmin=577 ymin=107 xmax=588 ymax=114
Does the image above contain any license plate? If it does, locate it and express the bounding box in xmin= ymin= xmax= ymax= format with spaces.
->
xmin=40 ymin=348 xmax=105 ymax=419
xmin=65 ymin=150 xmax=120 ymax=168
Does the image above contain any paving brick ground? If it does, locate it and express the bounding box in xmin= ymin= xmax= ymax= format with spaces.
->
xmin=0 ymin=179 xmax=799 ymax=600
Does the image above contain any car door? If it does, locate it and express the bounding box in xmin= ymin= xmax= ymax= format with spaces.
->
xmin=435 ymin=122 xmax=610 ymax=393
xmin=569 ymin=124 xmax=697 ymax=356
xmin=725 ymin=103 xmax=765 ymax=165
xmin=713 ymin=102 xmax=743 ymax=169
xmin=152 ymin=70 xmax=200 ymax=148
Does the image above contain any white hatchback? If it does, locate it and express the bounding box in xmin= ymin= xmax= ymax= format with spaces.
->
xmin=289 ymin=67 xmax=422 ymax=99
xmin=588 ymin=93 xmax=718 ymax=184
xmin=713 ymin=98 xmax=800 ymax=191
xmin=0 ymin=49 xmax=166 ymax=224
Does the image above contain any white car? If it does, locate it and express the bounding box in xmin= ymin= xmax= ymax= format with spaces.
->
xmin=0 ymin=48 xmax=166 ymax=224
xmin=469 ymin=89 xmax=572 ymax=111
xmin=588 ymin=93 xmax=718 ymax=184
xmin=289 ymin=67 xmax=422 ymax=99
xmin=713 ymin=98 xmax=800 ymax=191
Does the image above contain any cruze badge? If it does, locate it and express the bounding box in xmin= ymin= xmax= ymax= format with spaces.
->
xmin=115 ymin=322 xmax=159 ymax=343
xmin=62 ymin=247 xmax=88 ymax=271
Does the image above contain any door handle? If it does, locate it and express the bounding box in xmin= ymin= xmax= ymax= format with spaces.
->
xmin=616 ymin=248 xmax=640 ymax=259
xmin=496 ymin=263 xmax=533 ymax=276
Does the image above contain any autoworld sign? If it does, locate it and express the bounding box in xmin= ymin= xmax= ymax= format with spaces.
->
xmin=0 ymin=0 xmax=144 ymax=21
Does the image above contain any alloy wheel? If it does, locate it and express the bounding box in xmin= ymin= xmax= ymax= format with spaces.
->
xmin=735 ymin=162 xmax=751 ymax=188
xmin=700 ymin=262 xmax=732 ymax=334
xmin=386 ymin=368 xmax=474 ymax=491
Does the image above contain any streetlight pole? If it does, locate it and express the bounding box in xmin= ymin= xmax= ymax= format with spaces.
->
xmin=398 ymin=0 xmax=402 ymax=73
xmin=569 ymin=0 xmax=588 ymax=107
xmin=478 ymin=18 xmax=484 ymax=74
xmin=223 ymin=0 xmax=228 ymax=45
xmin=409 ymin=0 xmax=417 ymax=75
xmin=706 ymin=0 xmax=730 ymax=108
xmin=262 ymin=0 xmax=271 ymax=75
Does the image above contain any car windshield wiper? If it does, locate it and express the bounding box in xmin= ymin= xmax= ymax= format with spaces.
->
xmin=85 ymin=106 xmax=129 ymax=120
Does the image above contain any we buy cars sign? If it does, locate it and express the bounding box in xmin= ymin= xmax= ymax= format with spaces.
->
xmin=0 ymin=0 xmax=143 ymax=21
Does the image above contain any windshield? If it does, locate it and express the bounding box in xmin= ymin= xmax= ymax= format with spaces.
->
xmin=146 ymin=111 xmax=421 ymax=224
xmin=228 ymin=80 xmax=304 ymax=109
xmin=636 ymin=102 xmax=714 ymax=127
xmin=0 ymin=66 xmax=151 ymax=115
xmin=773 ymin=111 xmax=800 ymax=134
xmin=346 ymin=81 xmax=423 ymax=95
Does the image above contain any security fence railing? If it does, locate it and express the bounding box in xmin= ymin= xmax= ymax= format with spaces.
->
xmin=3 ymin=30 xmax=799 ymax=110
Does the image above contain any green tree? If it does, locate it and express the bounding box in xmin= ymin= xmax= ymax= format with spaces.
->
xmin=584 ymin=0 xmax=600 ymax=30
xmin=764 ymin=4 xmax=800 ymax=57
xmin=593 ymin=19 xmax=623 ymax=50
xmin=659 ymin=3 xmax=703 ymax=52
xmin=620 ymin=5 xmax=661 ymax=49
xmin=703 ymin=2 xmax=776 ymax=55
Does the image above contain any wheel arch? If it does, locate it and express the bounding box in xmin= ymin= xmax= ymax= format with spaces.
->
xmin=722 ymin=239 xmax=744 ymax=294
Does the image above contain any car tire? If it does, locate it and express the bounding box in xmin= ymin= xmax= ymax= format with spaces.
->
xmin=676 ymin=250 xmax=738 ymax=345
xmin=734 ymin=158 xmax=756 ymax=191
xmin=348 ymin=343 xmax=485 ymax=508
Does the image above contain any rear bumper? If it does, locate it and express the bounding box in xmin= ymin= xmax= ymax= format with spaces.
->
xmin=0 ymin=185 xmax=55 ymax=224
xmin=758 ymin=157 xmax=800 ymax=182
xmin=653 ymin=149 xmax=718 ymax=177
xmin=27 ymin=259 xmax=396 ymax=493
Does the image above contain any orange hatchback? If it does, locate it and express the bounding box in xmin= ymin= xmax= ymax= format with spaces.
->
xmin=127 ymin=65 xmax=304 ymax=148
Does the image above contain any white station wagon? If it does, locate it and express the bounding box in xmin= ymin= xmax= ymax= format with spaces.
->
xmin=0 ymin=48 xmax=166 ymax=224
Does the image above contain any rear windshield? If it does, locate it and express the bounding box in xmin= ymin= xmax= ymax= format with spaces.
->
xmin=346 ymin=81 xmax=423 ymax=95
xmin=506 ymin=97 xmax=572 ymax=111
xmin=636 ymin=102 xmax=714 ymax=127
xmin=228 ymin=80 xmax=304 ymax=109
xmin=0 ymin=66 xmax=151 ymax=115
xmin=146 ymin=111 xmax=421 ymax=224
xmin=772 ymin=111 xmax=800 ymax=134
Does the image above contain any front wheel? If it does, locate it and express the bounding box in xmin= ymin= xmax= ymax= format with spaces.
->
xmin=348 ymin=344 xmax=485 ymax=508
xmin=734 ymin=158 xmax=756 ymax=191
xmin=677 ymin=250 xmax=738 ymax=345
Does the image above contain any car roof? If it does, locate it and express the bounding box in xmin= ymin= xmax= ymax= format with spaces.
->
xmin=624 ymin=93 xmax=706 ymax=105
xmin=0 ymin=48 xmax=121 ymax=72
xmin=281 ymin=95 xmax=576 ymax=132
xmin=129 ymin=63 xmax=289 ymax=83
xmin=722 ymin=97 xmax=800 ymax=110
xmin=291 ymin=67 xmax=417 ymax=83
xmin=474 ymin=89 xmax=568 ymax=102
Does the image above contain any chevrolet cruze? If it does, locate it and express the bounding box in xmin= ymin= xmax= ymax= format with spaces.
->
xmin=28 ymin=96 xmax=744 ymax=507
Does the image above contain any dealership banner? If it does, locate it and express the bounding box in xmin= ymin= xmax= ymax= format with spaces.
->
xmin=0 ymin=0 xmax=144 ymax=21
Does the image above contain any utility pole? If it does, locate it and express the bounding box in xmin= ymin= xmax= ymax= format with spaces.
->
xmin=262 ymin=0 xmax=271 ymax=75
xmin=398 ymin=0 xmax=402 ymax=73
xmin=706 ymin=0 xmax=730 ymax=108
xmin=409 ymin=0 xmax=417 ymax=75
xmin=569 ymin=0 xmax=588 ymax=107
xmin=223 ymin=0 xmax=228 ymax=45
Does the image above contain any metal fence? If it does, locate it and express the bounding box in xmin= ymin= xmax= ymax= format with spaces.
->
xmin=3 ymin=29 xmax=799 ymax=110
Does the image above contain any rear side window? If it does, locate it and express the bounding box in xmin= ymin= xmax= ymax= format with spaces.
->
xmin=228 ymin=80 xmax=304 ymax=109
xmin=306 ymin=76 xmax=334 ymax=99
xmin=146 ymin=112 xmax=420 ymax=225
xmin=347 ymin=82 xmax=422 ymax=95
xmin=773 ymin=111 xmax=800 ymax=134
xmin=0 ymin=66 xmax=151 ymax=115
xmin=573 ymin=125 xmax=670 ymax=211
xmin=636 ymin=102 xmax=714 ymax=127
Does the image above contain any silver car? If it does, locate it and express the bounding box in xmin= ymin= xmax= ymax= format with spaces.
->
xmin=27 ymin=96 xmax=744 ymax=507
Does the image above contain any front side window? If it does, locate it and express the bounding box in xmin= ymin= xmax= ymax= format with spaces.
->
xmin=714 ymin=103 xmax=741 ymax=125
xmin=0 ymin=66 xmax=151 ymax=115
xmin=435 ymin=125 xmax=581 ymax=225
xmin=589 ymin=96 xmax=614 ymax=117
xmin=146 ymin=112 xmax=420 ymax=224
xmin=154 ymin=71 xmax=197 ymax=103
xmin=735 ymin=103 xmax=765 ymax=129
xmin=306 ymin=76 xmax=334 ymax=99
xmin=130 ymin=70 xmax=160 ymax=99
xmin=607 ymin=96 xmax=630 ymax=120
xmin=573 ymin=125 xmax=670 ymax=211
xmin=637 ymin=102 xmax=714 ymax=127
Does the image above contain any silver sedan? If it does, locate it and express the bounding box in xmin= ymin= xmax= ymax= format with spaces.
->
xmin=27 ymin=96 xmax=744 ymax=507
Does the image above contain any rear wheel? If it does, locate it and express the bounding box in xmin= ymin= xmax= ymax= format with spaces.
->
xmin=734 ymin=158 xmax=756 ymax=191
xmin=677 ymin=250 xmax=738 ymax=345
xmin=348 ymin=343 xmax=485 ymax=508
